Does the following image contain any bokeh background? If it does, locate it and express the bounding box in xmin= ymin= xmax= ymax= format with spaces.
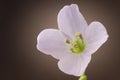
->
xmin=1 ymin=0 xmax=120 ymax=80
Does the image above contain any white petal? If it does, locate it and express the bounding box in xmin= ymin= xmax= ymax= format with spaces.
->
xmin=58 ymin=54 xmax=91 ymax=76
xmin=84 ymin=21 xmax=109 ymax=55
xmin=37 ymin=29 xmax=69 ymax=59
xmin=57 ymin=4 xmax=88 ymax=39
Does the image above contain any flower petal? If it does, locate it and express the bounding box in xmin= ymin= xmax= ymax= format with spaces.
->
xmin=37 ymin=29 xmax=69 ymax=59
xmin=57 ymin=4 xmax=88 ymax=39
xmin=84 ymin=21 xmax=109 ymax=55
xmin=58 ymin=54 xmax=91 ymax=76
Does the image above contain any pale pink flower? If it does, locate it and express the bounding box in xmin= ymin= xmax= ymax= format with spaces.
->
xmin=37 ymin=4 xmax=108 ymax=76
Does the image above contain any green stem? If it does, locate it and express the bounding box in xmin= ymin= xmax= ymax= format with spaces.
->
xmin=78 ymin=74 xmax=87 ymax=80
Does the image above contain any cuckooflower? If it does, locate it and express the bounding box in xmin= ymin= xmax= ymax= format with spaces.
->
xmin=37 ymin=4 xmax=108 ymax=77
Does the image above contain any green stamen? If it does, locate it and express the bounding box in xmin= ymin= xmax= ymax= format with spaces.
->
xmin=65 ymin=32 xmax=85 ymax=54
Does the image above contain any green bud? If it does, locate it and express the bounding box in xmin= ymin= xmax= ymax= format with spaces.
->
xmin=79 ymin=74 xmax=87 ymax=80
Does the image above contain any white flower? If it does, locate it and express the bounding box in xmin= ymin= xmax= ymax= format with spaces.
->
xmin=37 ymin=4 xmax=108 ymax=76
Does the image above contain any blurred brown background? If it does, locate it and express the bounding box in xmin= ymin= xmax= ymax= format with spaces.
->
xmin=1 ymin=0 xmax=120 ymax=80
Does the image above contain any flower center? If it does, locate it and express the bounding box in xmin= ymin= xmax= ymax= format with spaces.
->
xmin=65 ymin=32 xmax=85 ymax=54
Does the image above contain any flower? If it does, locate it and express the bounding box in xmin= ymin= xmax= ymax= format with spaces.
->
xmin=37 ymin=4 xmax=108 ymax=76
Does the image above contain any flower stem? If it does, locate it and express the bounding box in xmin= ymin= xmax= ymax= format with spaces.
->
xmin=78 ymin=74 xmax=87 ymax=80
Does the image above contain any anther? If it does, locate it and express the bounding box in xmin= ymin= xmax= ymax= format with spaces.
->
xmin=76 ymin=32 xmax=83 ymax=39
xmin=65 ymin=39 xmax=70 ymax=44
xmin=74 ymin=44 xmax=78 ymax=48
